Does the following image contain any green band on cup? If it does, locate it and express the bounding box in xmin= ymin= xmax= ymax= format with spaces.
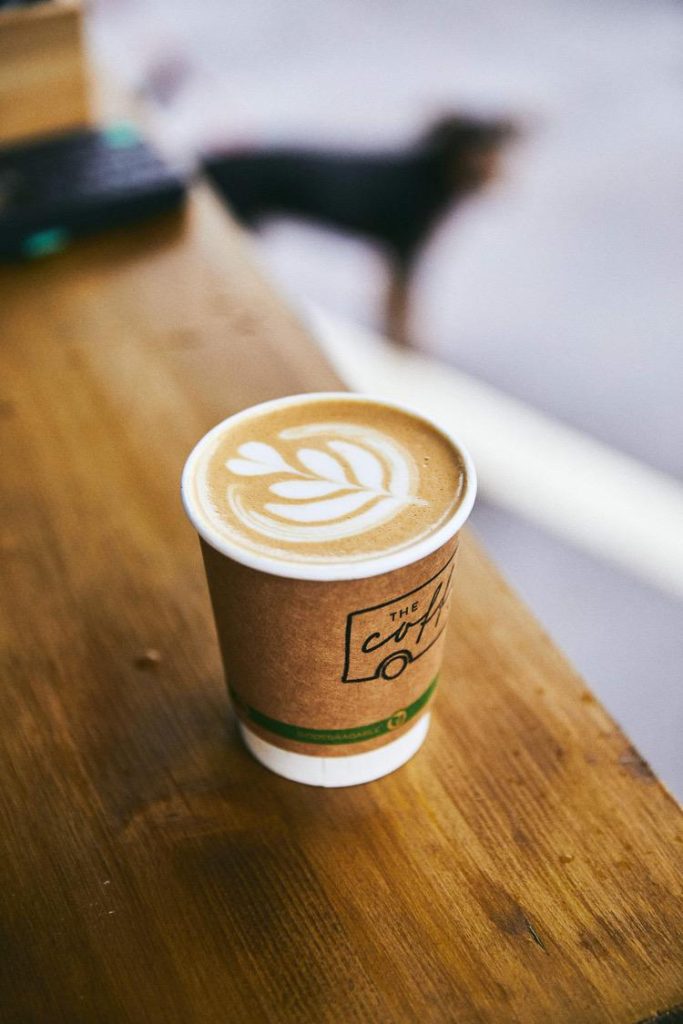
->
xmin=230 ymin=675 xmax=438 ymax=746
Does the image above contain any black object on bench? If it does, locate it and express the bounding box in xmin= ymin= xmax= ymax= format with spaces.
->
xmin=0 ymin=123 xmax=186 ymax=259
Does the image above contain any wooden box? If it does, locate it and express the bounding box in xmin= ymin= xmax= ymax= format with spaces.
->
xmin=0 ymin=0 xmax=89 ymax=145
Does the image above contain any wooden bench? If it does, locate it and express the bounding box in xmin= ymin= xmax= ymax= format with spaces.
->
xmin=1 ymin=187 xmax=681 ymax=1023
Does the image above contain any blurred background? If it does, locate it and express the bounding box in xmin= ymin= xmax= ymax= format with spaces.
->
xmin=9 ymin=0 xmax=682 ymax=792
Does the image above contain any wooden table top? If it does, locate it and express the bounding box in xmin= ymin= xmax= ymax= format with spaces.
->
xmin=1 ymin=188 xmax=682 ymax=1024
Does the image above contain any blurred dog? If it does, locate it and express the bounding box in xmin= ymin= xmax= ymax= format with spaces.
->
xmin=203 ymin=115 xmax=514 ymax=345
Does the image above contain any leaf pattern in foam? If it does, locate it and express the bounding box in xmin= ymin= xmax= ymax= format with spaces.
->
xmin=266 ymin=490 xmax=373 ymax=523
xmin=227 ymin=442 xmax=294 ymax=477
xmin=223 ymin=429 xmax=420 ymax=543
xmin=269 ymin=479 xmax=343 ymax=499
xmin=226 ymin=458 xmax=278 ymax=476
xmin=296 ymin=448 xmax=349 ymax=484
xmin=238 ymin=442 xmax=292 ymax=471
xmin=327 ymin=440 xmax=384 ymax=491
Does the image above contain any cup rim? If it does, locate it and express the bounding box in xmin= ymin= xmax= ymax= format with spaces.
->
xmin=181 ymin=391 xmax=477 ymax=581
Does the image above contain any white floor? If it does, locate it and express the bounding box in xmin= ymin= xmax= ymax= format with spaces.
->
xmin=90 ymin=0 xmax=683 ymax=797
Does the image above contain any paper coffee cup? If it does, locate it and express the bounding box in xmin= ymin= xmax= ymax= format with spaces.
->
xmin=182 ymin=393 xmax=476 ymax=787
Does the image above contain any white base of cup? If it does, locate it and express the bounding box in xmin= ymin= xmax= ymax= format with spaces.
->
xmin=238 ymin=713 xmax=431 ymax=788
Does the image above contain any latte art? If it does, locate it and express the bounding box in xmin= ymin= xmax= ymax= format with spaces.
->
xmin=183 ymin=394 xmax=470 ymax=574
xmin=226 ymin=423 xmax=425 ymax=545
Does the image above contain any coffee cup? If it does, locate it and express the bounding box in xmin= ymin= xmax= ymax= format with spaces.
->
xmin=182 ymin=392 xmax=476 ymax=787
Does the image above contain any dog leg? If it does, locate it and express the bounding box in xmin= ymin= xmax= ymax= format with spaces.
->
xmin=386 ymin=263 xmax=411 ymax=347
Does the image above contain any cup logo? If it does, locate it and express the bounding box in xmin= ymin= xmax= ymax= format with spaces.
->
xmin=225 ymin=421 xmax=426 ymax=544
xmin=342 ymin=554 xmax=455 ymax=682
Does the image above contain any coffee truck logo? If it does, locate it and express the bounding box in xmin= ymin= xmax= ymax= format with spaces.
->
xmin=225 ymin=422 xmax=425 ymax=545
xmin=343 ymin=554 xmax=455 ymax=682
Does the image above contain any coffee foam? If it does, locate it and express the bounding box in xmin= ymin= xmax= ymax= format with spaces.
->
xmin=183 ymin=394 xmax=472 ymax=576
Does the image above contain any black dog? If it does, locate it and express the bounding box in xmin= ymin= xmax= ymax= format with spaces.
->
xmin=203 ymin=115 xmax=514 ymax=345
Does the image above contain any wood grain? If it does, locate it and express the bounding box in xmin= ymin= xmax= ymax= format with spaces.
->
xmin=1 ymin=188 xmax=682 ymax=1024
